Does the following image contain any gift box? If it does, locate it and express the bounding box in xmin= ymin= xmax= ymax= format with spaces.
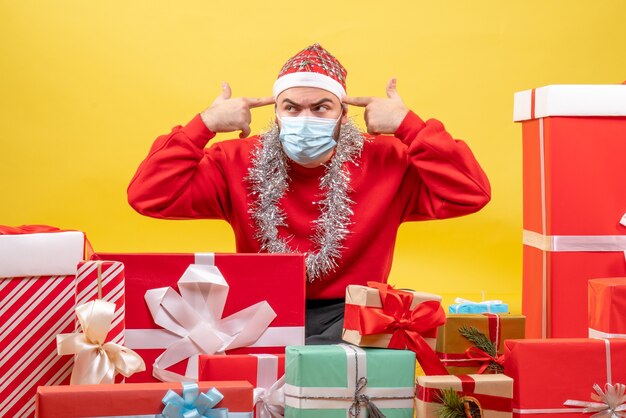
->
xmin=589 ymin=277 xmax=626 ymax=339
xmin=91 ymin=252 xmax=306 ymax=382
xmin=36 ymin=380 xmax=254 ymax=417
xmin=199 ymin=354 xmax=285 ymax=418
xmin=342 ymin=282 xmax=447 ymax=375
xmin=284 ymin=345 xmax=415 ymax=418
xmin=503 ymin=338 xmax=626 ymax=417
xmin=449 ymin=298 xmax=509 ymax=314
xmin=514 ymin=84 xmax=626 ymax=338
xmin=436 ymin=314 xmax=525 ymax=375
xmin=416 ymin=374 xmax=513 ymax=417
xmin=0 ymin=226 xmax=86 ymax=418
xmin=0 ymin=225 xmax=85 ymax=277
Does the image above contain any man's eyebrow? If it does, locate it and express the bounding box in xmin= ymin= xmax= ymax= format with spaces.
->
xmin=281 ymin=98 xmax=301 ymax=106
xmin=311 ymin=98 xmax=334 ymax=106
xmin=280 ymin=98 xmax=335 ymax=107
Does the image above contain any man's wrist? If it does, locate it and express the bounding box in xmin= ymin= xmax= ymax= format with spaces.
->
xmin=394 ymin=110 xmax=426 ymax=144
xmin=200 ymin=111 xmax=218 ymax=133
xmin=184 ymin=114 xmax=216 ymax=148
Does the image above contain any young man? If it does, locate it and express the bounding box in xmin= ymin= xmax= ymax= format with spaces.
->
xmin=128 ymin=44 xmax=491 ymax=343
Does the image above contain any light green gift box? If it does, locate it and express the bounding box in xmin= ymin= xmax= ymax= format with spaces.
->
xmin=284 ymin=344 xmax=416 ymax=418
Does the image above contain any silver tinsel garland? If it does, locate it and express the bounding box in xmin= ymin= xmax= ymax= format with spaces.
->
xmin=246 ymin=119 xmax=364 ymax=282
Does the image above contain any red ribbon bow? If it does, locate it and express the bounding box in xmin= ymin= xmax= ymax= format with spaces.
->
xmin=353 ymin=282 xmax=448 ymax=375
xmin=463 ymin=346 xmax=505 ymax=374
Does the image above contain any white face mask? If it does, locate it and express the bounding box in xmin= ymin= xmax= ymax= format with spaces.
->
xmin=276 ymin=114 xmax=341 ymax=164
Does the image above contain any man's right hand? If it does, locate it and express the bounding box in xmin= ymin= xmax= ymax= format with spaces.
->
xmin=200 ymin=82 xmax=274 ymax=138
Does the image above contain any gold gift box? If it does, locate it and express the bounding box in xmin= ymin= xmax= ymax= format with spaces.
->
xmin=436 ymin=314 xmax=525 ymax=375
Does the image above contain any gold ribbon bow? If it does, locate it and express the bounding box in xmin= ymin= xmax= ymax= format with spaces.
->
xmin=57 ymin=300 xmax=145 ymax=384
xmin=564 ymin=383 xmax=626 ymax=417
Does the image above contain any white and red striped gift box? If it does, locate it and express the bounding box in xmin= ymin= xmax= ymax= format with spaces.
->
xmin=75 ymin=260 xmax=125 ymax=346
xmin=0 ymin=276 xmax=76 ymax=417
xmin=0 ymin=228 xmax=85 ymax=418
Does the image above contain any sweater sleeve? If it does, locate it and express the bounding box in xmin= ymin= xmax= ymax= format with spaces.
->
xmin=127 ymin=114 xmax=232 ymax=221
xmin=394 ymin=111 xmax=491 ymax=221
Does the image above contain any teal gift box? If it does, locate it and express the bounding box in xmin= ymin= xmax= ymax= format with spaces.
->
xmin=284 ymin=344 xmax=415 ymax=418
xmin=448 ymin=298 xmax=509 ymax=314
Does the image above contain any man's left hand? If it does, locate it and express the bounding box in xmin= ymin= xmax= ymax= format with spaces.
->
xmin=342 ymin=78 xmax=409 ymax=135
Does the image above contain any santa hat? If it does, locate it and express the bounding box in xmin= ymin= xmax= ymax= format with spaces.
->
xmin=272 ymin=43 xmax=347 ymax=99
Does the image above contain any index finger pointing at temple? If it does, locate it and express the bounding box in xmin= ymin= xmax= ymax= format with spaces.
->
xmin=342 ymin=96 xmax=375 ymax=107
xmin=245 ymin=96 xmax=275 ymax=108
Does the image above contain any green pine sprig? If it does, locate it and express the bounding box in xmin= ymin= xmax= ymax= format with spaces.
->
xmin=437 ymin=388 xmax=483 ymax=418
xmin=458 ymin=325 xmax=504 ymax=373
xmin=436 ymin=388 xmax=466 ymax=418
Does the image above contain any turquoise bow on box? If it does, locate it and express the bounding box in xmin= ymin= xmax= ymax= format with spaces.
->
xmin=162 ymin=382 xmax=228 ymax=418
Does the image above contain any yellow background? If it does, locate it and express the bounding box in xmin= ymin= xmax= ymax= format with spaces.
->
xmin=2 ymin=1 xmax=625 ymax=313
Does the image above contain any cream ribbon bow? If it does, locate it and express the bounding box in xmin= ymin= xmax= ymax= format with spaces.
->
xmin=145 ymin=263 xmax=277 ymax=382
xmin=254 ymin=376 xmax=286 ymax=418
xmin=57 ymin=300 xmax=145 ymax=384
xmin=564 ymin=383 xmax=626 ymax=417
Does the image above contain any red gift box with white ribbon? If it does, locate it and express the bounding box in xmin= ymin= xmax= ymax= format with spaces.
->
xmin=514 ymin=84 xmax=626 ymax=338
xmin=0 ymin=225 xmax=86 ymax=418
xmin=91 ymin=252 xmax=306 ymax=383
xmin=504 ymin=338 xmax=626 ymax=417
xmin=199 ymin=353 xmax=285 ymax=418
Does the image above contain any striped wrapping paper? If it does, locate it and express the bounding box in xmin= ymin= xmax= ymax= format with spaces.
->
xmin=75 ymin=260 xmax=125 ymax=345
xmin=0 ymin=275 xmax=76 ymax=418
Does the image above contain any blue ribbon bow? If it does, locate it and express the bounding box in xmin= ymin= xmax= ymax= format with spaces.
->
xmin=161 ymin=382 xmax=229 ymax=418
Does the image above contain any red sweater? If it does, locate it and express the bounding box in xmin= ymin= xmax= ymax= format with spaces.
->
xmin=128 ymin=111 xmax=491 ymax=299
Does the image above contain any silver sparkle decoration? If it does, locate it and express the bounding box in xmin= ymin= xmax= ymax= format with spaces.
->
xmin=246 ymin=119 xmax=364 ymax=282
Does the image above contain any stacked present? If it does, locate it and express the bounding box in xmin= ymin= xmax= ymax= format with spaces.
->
xmin=504 ymin=84 xmax=626 ymax=417
xmin=0 ymin=226 xmax=84 ymax=417
xmin=1 ymin=226 xmax=308 ymax=417
xmin=514 ymin=84 xmax=626 ymax=338
xmin=341 ymin=282 xmax=515 ymax=417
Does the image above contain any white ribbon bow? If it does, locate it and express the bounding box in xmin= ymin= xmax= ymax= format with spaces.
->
xmin=145 ymin=263 xmax=277 ymax=382
xmin=564 ymin=383 xmax=626 ymax=417
xmin=254 ymin=375 xmax=286 ymax=418
xmin=57 ymin=300 xmax=145 ymax=384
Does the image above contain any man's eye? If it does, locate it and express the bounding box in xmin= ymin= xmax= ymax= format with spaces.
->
xmin=314 ymin=106 xmax=328 ymax=112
